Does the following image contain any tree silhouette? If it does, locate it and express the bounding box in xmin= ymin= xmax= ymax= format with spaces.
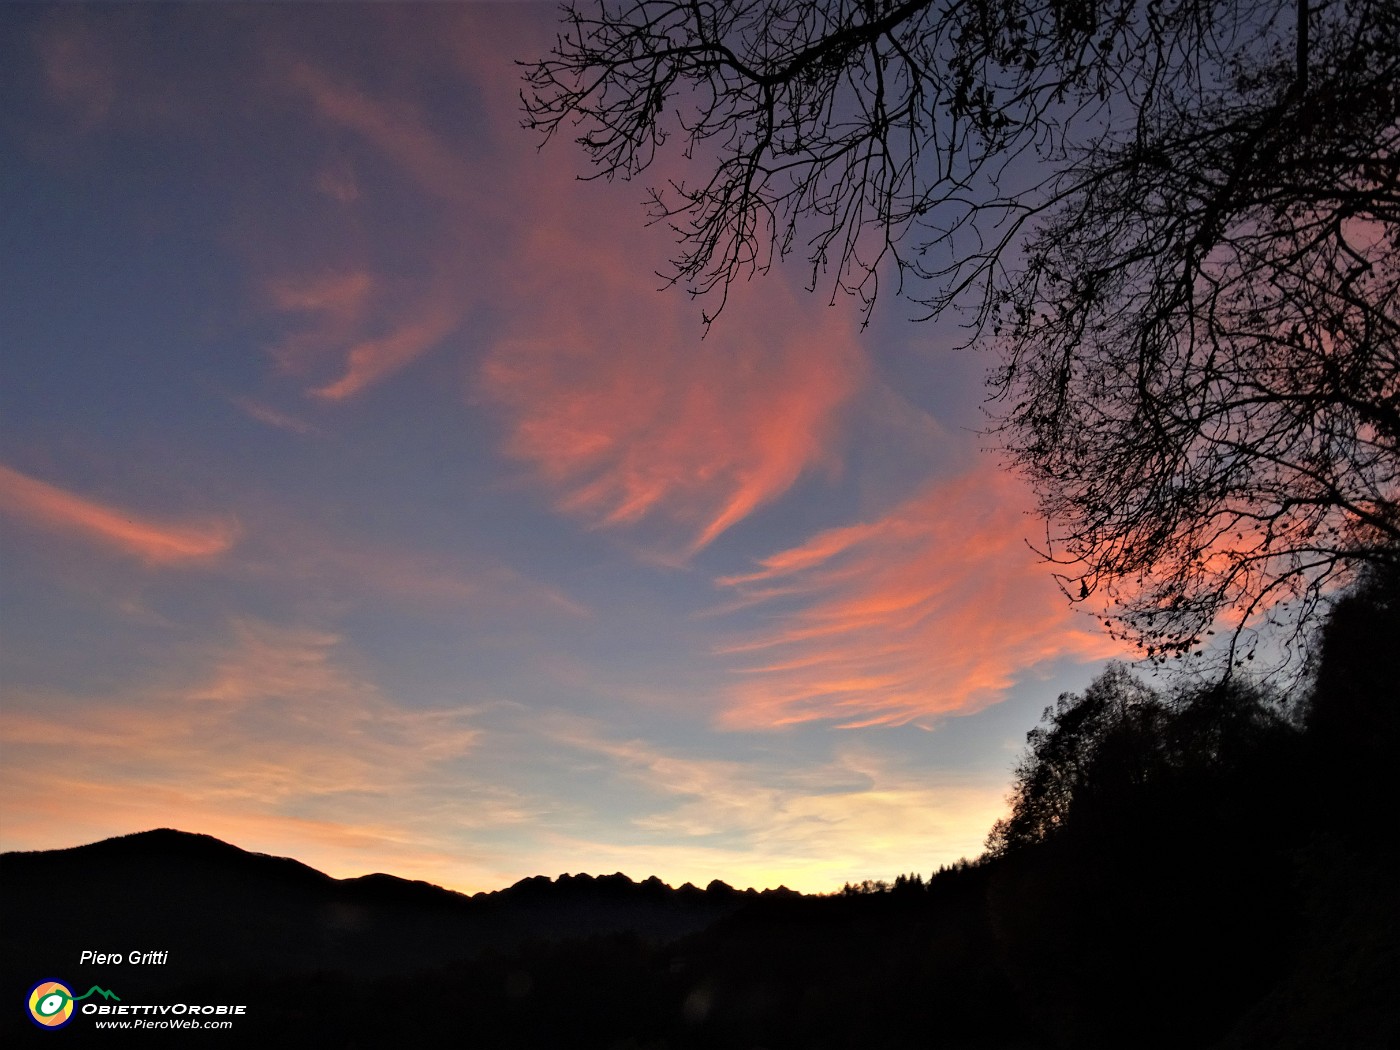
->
xmin=1306 ymin=559 xmax=1400 ymax=751
xmin=522 ymin=0 xmax=1399 ymax=661
xmin=985 ymin=661 xmax=1298 ymax=855
xmin=990 ymin=0 xmax=1400 ymax=665
xmin=985 ymin=663 xmax=1168 ymax=854
xmin=1303 ymin=561 xmax=1400 ymax=852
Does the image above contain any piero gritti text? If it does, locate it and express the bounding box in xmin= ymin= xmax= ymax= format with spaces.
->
xmin=80 ymin=950 xmax=170 ymax=965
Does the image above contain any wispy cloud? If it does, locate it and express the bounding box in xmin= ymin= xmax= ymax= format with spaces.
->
xmin=717 ymin=472 xmax=1123 ymax=728
xmin=0 ymin=620 xmax=524 ymax=887
xmin=258 ymin=254 xmax=463 ymax=406
xmin=0 ymin=462 xmax=239 ymax=565
xmin=236 ymin=511 xmax=591 ymax=618
xmin=537 ymin=718 xmax=1005 ymax=891
xmin=230 ymin=396 xmax=319 ymax=435
xmin=272 ymin=44 xmax=865 ymax=532
xmin=481 ymin=245 xmax=866 ymax=553
xmin=278 ymin=47 xmax=869 ymax=547
xmin=266 ymin=60 xmax=474 ymax=401
xmin=260 ymin=269 xmax=375 ymax=380
xmin=315 ymin=161 xmax=360 ymax=204
xmin=285 ymin=59 xmax=474 ymax=203
xmin=309 ymin=289 xmax=462 ymax=401
xmin=267 ymin=270 xmax=372 ymax=318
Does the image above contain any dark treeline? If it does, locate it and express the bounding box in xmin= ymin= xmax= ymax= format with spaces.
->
xmin=11 ymin=569 xmax=1398 ymax=1047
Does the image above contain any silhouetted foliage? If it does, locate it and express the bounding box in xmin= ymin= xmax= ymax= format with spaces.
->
xmin=1302 ymin=561 xmax=1400 ymax=859
xmin=986 ymin=663 xmax=1168 ymax=854
xmin=972 ymin=573 xmax=1400 ymax=1048
xmin=1306 ymin=559 xmax=1400 ymax=754
xmin=987 ymin=662 xmax=1300 ymax=856
xmin=523 ymin=0 xmax=1399 ymax=663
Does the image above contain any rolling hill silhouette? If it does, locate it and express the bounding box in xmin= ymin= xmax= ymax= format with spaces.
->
xmin=1 ymin=828 xmax=760 ymax=990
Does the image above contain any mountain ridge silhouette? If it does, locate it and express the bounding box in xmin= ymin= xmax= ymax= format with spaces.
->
xmin=0 ymin=828 xmax=779 ymax=991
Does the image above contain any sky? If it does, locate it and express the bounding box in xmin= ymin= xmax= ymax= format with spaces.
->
xmin=0 ymin=2 xmax=1130 ymax=895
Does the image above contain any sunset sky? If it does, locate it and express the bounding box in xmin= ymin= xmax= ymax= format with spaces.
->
xmin=0 ymin=2 xmax=1130 ymax=894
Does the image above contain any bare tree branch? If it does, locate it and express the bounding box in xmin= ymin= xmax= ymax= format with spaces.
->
xmin=522 ymin=0 xmax=1400 ymax=668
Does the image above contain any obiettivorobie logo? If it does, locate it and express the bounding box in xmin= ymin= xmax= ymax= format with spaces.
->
xmin=24 ymin=978 xmax=248 ymax=1032
xmin=27 ymin=981 xmax=120 ymax=1029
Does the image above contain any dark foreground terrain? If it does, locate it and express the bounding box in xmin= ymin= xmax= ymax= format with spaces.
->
xmin=4 ymin=576 xmax=1398 ymax=1047
xmin=3 ymin=807 xmax=1394 ymax=1048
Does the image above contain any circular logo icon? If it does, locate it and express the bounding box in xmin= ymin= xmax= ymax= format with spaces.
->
xmin=28 ymin=980 xmax=76 ymax=1029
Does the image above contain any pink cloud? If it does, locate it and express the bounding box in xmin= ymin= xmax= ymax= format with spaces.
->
xmin=481 ymin=224 xmax=866 ymax=552
xmin=315 ymin=162 xmax=360 ymax=203
xmin=231 ymin=396 xmax=319 ymax=435
xmin=268 ymin=270 xmax=372 ymax=317
xmin=717 ymin=471 xmax=1124 ymax=728
xmin=260 ymin=266 xmax=376 ymax=378
xmin=269 ymin=33 xmax=865 ymax=530
xmin=260 ymin=60 xmax=480 ymax=401
xmin=459 ymin=14 xmax=870 ymax=553
xmin=0 ymin=463 xmax=238 ymax=565
xmin=309 ymin=291 xmax=462 ymax=401
xmin=285 ymin=59 xmax=474 ymax=203
xmin=260 ymin=264 xmax=462 ymax=402
xmin=276 ymin=41 xmax=868 ymax=542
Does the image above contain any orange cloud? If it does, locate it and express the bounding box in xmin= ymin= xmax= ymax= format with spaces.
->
xmin=13 ymin=624 xmax=464 ymax=786
xmin=275 ymin=39 xmax=864 ymax=516
xmin=481 ymin=227 xmax=866 ymax=552
xmin=465 ymin=25 xmax=869 ymax=553
xmin=0 ymin=463 xmax=238 ymax=565
xmin=271 ymin=35 xmax=870 ymax=519
xmin=717 ymin=471 xmax=1124 ymax=728
xmin=0 ymin=620 xmax=519 ymax=890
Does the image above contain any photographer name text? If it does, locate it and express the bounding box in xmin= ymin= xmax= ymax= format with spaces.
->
xmin=80 ymin=949 xmax=170 ymax=965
